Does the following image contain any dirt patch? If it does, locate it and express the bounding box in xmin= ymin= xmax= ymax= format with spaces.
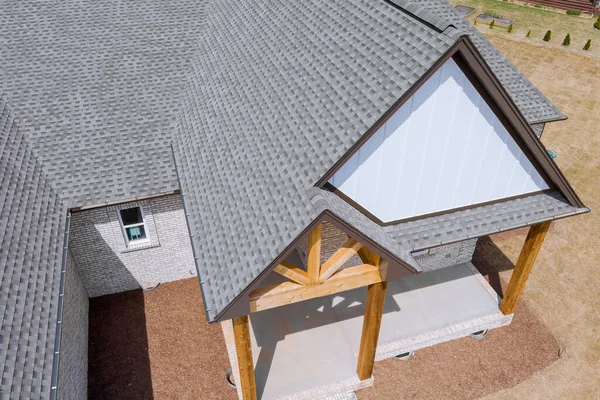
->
xmin=358 ymin=304 xmax=558 ymax=400
xmin=88 ymin=278 xmax=235 ymax=400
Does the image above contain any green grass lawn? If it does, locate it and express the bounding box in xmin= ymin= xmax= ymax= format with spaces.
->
xmin=450 ymin=0 xmax=600 ymax=54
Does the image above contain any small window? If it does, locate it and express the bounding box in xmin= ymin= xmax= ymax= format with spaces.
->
xmin=118 ymin=206 xmax=149 ymax=245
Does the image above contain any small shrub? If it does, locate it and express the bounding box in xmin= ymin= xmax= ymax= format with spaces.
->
xmin=595 ymin=17 xmax=600 ymax=30
xmin=508 ymin=23 xmax=513 ymax=33
xmin=584 ymin=39 xmax=591 ymax=50
xmin=489 ymin=19 xmax=495 ymax=29
xmin=526 ymin=29 xmax=532 ymax=37
xmin=534 ymin=4 xmax=542 ymax=8
xmin=474 ymin=18 xmax=477 ymax=25
xmin=562 ymin=33 xmax=571 ymax=46
xmin=566 ymin=9 xmax=581 ymax=16
xmin=543 ymin=30 xmax=552 ymax=41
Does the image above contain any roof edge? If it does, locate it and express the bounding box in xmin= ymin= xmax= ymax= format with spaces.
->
xmin=408 ymin=206 xmax=590 ymax=252
xmin=459 ymin=37 xmax=586 ymax=209
xmin=49 ymin=210 xmax=71 ymax=400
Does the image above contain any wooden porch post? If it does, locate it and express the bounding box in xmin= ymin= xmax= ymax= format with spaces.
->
xmin=356 ymin=280 xmax=388 ymax=380
xmin=232 ymin=316 xmax=257 ymax=400
xmin=500 ymin=221 xmax=552 ymax=315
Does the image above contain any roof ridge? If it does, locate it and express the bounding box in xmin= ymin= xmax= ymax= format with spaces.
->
xmin=0 ymin=94 xmax=66 ymax=202
xmin=384 ymin=0 xmax=456 ymax=35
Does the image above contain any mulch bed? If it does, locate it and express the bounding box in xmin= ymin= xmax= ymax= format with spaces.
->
xmin=88 ymin=279 xmax=234 ymax=400
xmin=89 ymin=249 xmax=558 ymax=400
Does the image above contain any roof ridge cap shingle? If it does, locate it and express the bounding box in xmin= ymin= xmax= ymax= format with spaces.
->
xmin=385 ymin=0 xmax=456 ymax=35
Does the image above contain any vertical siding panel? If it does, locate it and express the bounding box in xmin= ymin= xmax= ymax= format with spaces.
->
xmin=423 ymin=61 xmax=462 ymax=214
xmin=438 ymin=64 xmax=472 ymax=210
xmin=472 ymin=111 xmax=506 ymax=203
xmin=406 ymin=68 xmax=441 ymax=216
xmin=329 ymin=58 xmax=550 ymax=223
xmin=376 ymin=103 xmax=409 ymax=221
xmin=390 ymin=98 xmax=414 ymax=221
xmin=454 ymin=89 xmax=488 ymax=207
xmin=353 ymin=124 xmax=385 ymax=213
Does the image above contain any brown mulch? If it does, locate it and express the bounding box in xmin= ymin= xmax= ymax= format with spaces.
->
xmin=88 ymin=279 xmax=234 ymax=400
xmin=89 ymin=244 xmax=559 ymax=400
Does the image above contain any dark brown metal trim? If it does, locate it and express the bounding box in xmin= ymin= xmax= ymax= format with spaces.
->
xmin=214 ymin=210 xmax=418 ymax=322
xmin=69 ymin=190 xmax=181 ymax=213
xmin=323 ymin=183 xmax=386 ymax=225
xmin=326 ymin=183 xmax=554 ymax=227
xmin=457 ymin=38 xmax=585 ymax=208
xmin=317 ymin=36 xmax=585 ymax=213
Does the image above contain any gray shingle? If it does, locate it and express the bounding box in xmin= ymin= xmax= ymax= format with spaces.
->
xmin=384 ymin=191 xmax=587 ymax=251
xmin=0 ymin=0 xmax=210 ymax=207
xmin=175 ymin=0 xmax=455 ymax=320
xmin=401 ymin=0 xmax=565 ymax=123
xmin=0 ymin=95 xmax=66 ymax=399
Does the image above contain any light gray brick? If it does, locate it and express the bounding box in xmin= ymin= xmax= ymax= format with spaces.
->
xmin=68 ymin=194 xmax=196 ymax=297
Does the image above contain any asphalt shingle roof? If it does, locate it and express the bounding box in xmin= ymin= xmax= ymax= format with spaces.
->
xmin=173 ymin=0 xmax=583 ymax=321
xmin=0 ymin=0 xmax=209 ymax=207
xmin=0 ymin=0 xmax=586 ymax=394
xmin=0 ymin=96 xmax=66 ymax=398
xmin=385 ymin=191 xmax=586 ymax=251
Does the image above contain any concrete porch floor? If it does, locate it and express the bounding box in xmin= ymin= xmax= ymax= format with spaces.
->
xmin=223 ymin=263 xmax=512 ymax=400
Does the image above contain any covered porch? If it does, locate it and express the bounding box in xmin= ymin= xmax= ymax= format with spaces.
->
xmin=224 ymin=221 xmax=551 ymax=400
xmin=86 ymin=228 xmax=559 ymax=399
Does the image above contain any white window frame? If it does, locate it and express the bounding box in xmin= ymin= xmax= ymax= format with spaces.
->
xmin=117 ymin=205 xmax=150 ymax=246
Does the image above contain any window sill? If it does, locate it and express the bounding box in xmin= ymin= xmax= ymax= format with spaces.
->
xmin=121 ymin=241 xmax=161 ymax=253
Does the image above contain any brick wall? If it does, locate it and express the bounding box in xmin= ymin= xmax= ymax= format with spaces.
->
xmin=69 ymin=194 xmax=196 ymax=297
xmin=412 ymin=239 xmax=477 ymax=272
xmin=57 ymin=250 xmax=88 ymax=400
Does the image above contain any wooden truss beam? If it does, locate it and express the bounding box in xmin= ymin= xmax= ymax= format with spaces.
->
xmin=357 ymin=277 xmax=388 ymax=381
xmin=357 ymin=246 xmax=380 ymax=267
xmin=500 ymin=221 xmax=551 ymax=315
xmin=273 ymin=260 xmax=312 ymax=286
xmin=232 ymin=316 xmax=257 ymax=400
xmin=319 ymin=238 xmax=363 ymax=282
xmin=249 ymin=262 xmax=387 ymax=313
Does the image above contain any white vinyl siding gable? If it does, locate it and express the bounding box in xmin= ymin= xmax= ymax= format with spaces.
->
xmin=330 ymin=58 xmax=549 ymax=223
